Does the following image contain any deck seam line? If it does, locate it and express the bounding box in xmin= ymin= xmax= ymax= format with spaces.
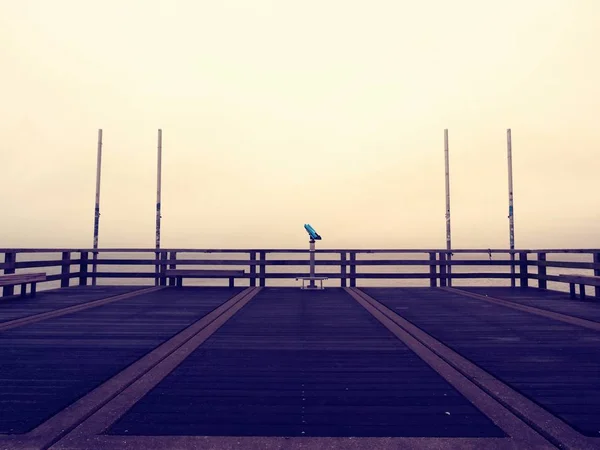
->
xmin=0 ymin=286 xmax=165 ymax=332
xmin=345 ymin=287 xmax=554 ymax=448
xmin=442 ymin=287 xmax=600 ymax=332
xmin=2 ymin=287 xmax=258 ymax=450
xmin=47 ymin=287 xmax=261 ymax=450
xmin=348 ymin=287 xmax=595 ymax=450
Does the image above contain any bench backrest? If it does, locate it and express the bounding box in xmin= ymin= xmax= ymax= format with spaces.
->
xmin=558 ymin=274 xmax=600 ymax=287
xmin=165 ymin=269 xmax=245 ymax=277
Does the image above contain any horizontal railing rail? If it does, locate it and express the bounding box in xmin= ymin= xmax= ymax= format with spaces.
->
xmin=1 ymin=248 xmax=599 ymax=298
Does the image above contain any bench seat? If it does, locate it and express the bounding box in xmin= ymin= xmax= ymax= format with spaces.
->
xmin=0 ymin=272 xmax=47 ymax=297
xmin=295 ymin=276 xmax=329 ymax=290
xmin=558 ymin=274 xmax=600 ymax=300
xmin=165 ymin=269 xmax=245 ymax=288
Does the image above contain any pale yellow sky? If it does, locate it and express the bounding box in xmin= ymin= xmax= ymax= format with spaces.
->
xmin=1 ymin=0 xmax=599 ymax=249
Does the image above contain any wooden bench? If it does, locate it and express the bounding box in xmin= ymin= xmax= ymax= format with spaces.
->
xmin=295 ymin=276 xmax=329 ymax=290
xmin=0 ymin=272 xmax=47 ymax=297
xmin=558 ymin=274 xmax=600 ymax=300
xmin=165 ymin=269 xmax=245 ymax=288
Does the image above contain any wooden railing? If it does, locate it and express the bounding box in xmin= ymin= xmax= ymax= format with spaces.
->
xmin=1 ymin=248 xmax=599 ymax=297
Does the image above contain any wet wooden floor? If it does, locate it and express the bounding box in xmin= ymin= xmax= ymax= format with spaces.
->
xmin=0 ymin=285 xmax=599 ymax=449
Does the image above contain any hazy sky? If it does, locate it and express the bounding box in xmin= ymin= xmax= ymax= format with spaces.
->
xmin=1 ymin=0 xmax=599 ymax=249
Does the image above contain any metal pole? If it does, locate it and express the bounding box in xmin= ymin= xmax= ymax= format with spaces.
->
xmin=156 ymin=129 xmax=162 ymax=249
xmin=92 ymin=129 xmax=103 ymax=286
xmin=155 ymin=129 xmax=162 ymax=286
xmin=507 ymin=128 xmax=516 ymax=287
xmin=444 ymin=129 xmax=452 ymax=287
xmin=309 ymin=239 xmax=316 ymax=288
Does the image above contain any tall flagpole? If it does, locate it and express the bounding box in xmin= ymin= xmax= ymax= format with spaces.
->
xmin=507 ymin=128 xmax=515 ymax=287
xmin=92 ymin=129 xmax=103 ymax=286
xmin=155 ymin=129 xmax=162 ymax=286
xmin=444 ymin=129 xmax=452 ymax=287
xmin=156 ymin=129 xmax=162 ymax=250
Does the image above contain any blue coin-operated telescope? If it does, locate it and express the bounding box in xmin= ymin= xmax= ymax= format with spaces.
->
xmin=299 ymin=224 xmax=327 ymax=289
xmin=304 ymin=224 xmax=322 ymax=241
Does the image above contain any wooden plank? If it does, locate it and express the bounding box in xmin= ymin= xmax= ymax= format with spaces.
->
xmin=0 ymin=273 xmax=46 ymax=282
xmin=533 ymin=260 xmax=600 ymax=270
xmin=162 ymin=259 xmax=513 ymax=266
xmin=47 ymin=273 xmax=80 ymax=282
xmin=91 ymin=272 xmax=171 ymax=278
xmin=10 ymin=259 xmax=79 ymax=269
xmin=82 ymin=259 xmax=158 ymax=266
xmin=0 ymin=272 xmax=46 ymax=286
xmin=557 ymin=274 xmax=600 ymax=287
xmin=10 ymin=257 xmax=594 ymax=268
xmin=51 ymin=271 xmax=514 ymax=281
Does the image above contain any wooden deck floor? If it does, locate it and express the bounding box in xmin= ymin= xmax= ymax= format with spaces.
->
xmin=1 ymin=285 xmax=599 ymax=449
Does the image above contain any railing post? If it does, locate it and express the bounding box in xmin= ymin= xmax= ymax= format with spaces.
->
xmin=154 ymin=251 xmax=160 ymax=286
xmin=594 ymin=252 xmax=600 ymax=299
xmin=509 ymin=251 xmax=516 ymax=288
xmin=79 ymin=251 xmax=89 ymax=286
xmin=537 ymin=252 xmax=547 ymax=290
xmin=2 ymin=252 xmax=16 ymax=297
xmin=519 ymin=252 xmax=528 ymax=288
xmin=259 ymin=251 xmax=266 ymax=287
xmin=91 ymin=250 xmax=98 ymax=286
xmin=340 ymin=252 xmax=347 ymax=287
xmin=429 ymin=252 xmax=437 ymax=287
xmin=60 ymin=251 xmax=71 ymax=288
xmin=249 ymin=251 xmax=256 ymax=287
xmin=447 ymin=251 xmax=452 ymax=287
xmin=168 ymin=251 xmax=177 ymax=286
xmin=439 ymin=252 xmax=447 ymax=287
xmin=349 ymin=252 xmax=356 ymax=287
xmin=159 ymin=251 xmax=167 ymax=286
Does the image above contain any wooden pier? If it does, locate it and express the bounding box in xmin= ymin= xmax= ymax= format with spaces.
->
xmin=1 ymin=248 xmax=600 ymax=449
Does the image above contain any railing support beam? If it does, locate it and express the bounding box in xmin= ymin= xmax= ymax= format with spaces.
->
xmin=2 ymin=252 xmax=16 ymax=297
xmin=61 ymin=251 xmax=71 ymax=288
xmin=429 ymin=252 xmax=437 ymax=287
xmin=537 ymin=252 xmax=547 ymax=290
xmin=340 ymin=252 xmax=347 ymax=287
xmin=439 ymin=252 xmax=447 ymax=287
xmin=519 ymin=252 xmax=528 ymax=288
xmin=79 ymin=252 xmax=89 ymax=286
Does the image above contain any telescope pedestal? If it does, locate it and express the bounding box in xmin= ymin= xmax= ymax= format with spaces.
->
xmin=308 ymin=239 xmax=317 ymax=288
